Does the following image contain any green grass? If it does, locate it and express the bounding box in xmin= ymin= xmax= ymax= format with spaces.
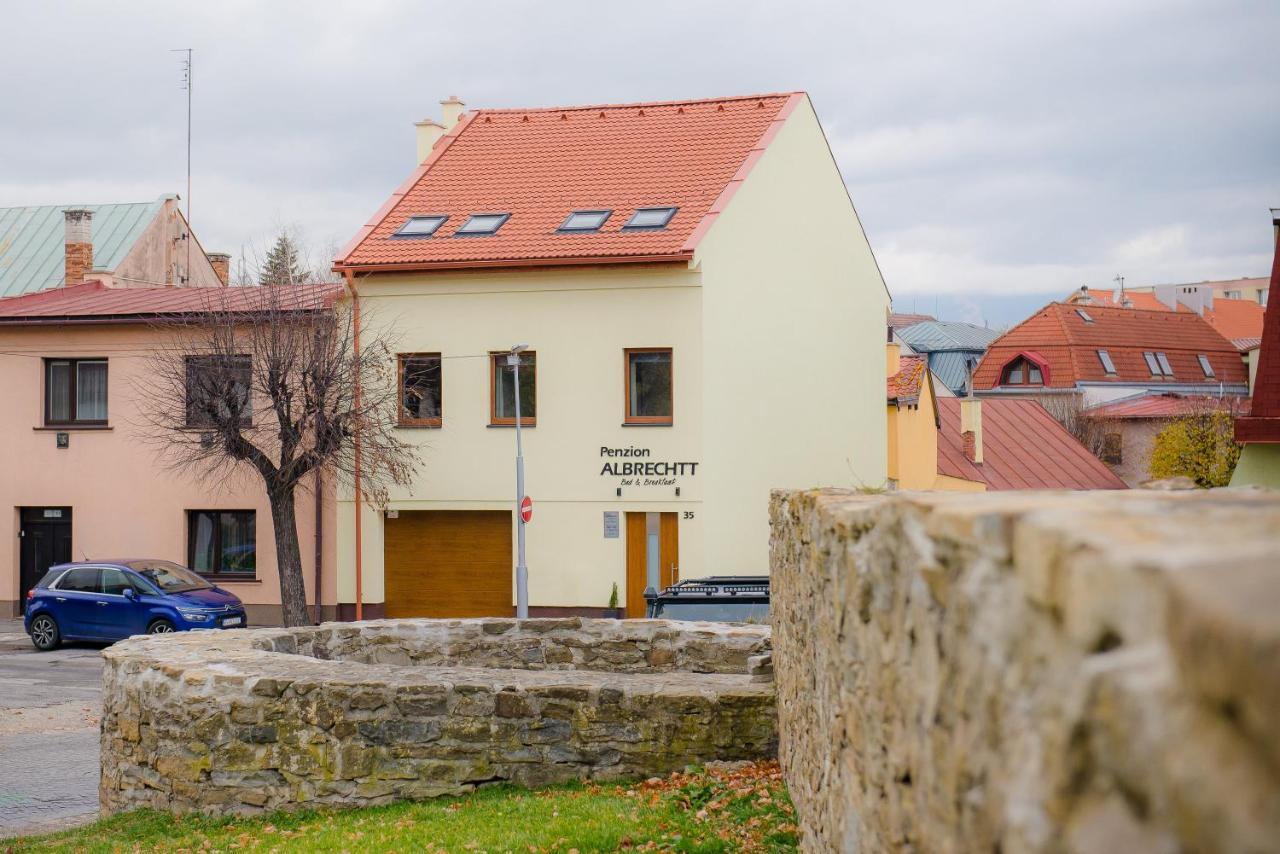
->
xmin=3 ymin=762 xmax=797 ymax=853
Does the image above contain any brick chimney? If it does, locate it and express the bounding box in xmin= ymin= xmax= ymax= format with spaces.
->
xmin=960 ymin=395 xmax=983 ymax=464
xmin=207 ymin=252 xmax=231 ymax=286
xmin=415 ymin=96 xmax=466 ymax=165
xmin=63 ymin=208 xmax=94 ymax=285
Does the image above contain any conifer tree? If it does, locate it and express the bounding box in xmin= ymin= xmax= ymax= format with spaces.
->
xmin=258 ymin=233 xmax=309 ymax=285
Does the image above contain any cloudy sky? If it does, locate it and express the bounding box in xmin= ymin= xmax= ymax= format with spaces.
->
xmin=2 ymin=0 xmax=1276 ymax=324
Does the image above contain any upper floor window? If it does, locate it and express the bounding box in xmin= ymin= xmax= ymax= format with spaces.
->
xmin=1097 ymin=349 xmax=1117 ymax=375
xmin=490 ymin=351 xmax=536 ymax=425
xmin=625 ymin=348 xmax=673 ymax=425
xmin=1224 ymin=289 xmax=1242 ymax=299
xmin=399 ymin=353 xmax=442 ymax=427
xmin=1197 ymin=354 xmax=1215 ymax=378
xmin=45 ymin=358 xmax=107 ymax=425
xmin=185 ymin=355 xmax=252 ymax=428
xmin=188 ymin=510 xmax=256 ymax=579
xmin=1000 ymin=356 xmax=1043 ymax=386
xmin=1075 ymin=309 xmax=1094 ymax=323
xmin=1143 ymin=351 xmax=1176 ymax=377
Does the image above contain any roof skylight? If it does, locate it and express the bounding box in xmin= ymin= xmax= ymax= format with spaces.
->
xmin=1097 ymin=349 xmax=1116 ymax=374
xmin=1197 ymin=354 xmax=1215 ymax=377
xmin=1075 ymin=309 xmax=1094 ymax=323
xmin=394 ymin=215 xmax=448 ymax=238
xmin=623 ymin=207 xmax=678 ymax=230
xmin=455 ymin=213 xmax=510 ymax=237
xmin=1155 ymin=352 xmax=1174 ymax=376
xmin=558 ymin=210 xmax=612 ymax=233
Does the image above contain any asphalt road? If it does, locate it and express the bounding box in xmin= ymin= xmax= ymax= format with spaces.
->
xmin=0 ymin=620 xmax=104 ymax=839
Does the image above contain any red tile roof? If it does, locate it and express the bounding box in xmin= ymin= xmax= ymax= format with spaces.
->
xmin=1235 ymin=237 xmax=1280 ymax=443
xmin=1085 ymin=393 xmax=1251 ymax=420
xmin=0 ymin=280 xmax=342 ymax=322
xmin=886 ymin=355 xmax=927 ymax=404
xmin=337 ymin=93 xmax=804 ymax=272
xmin=937 ymin=397 xmax=1127 ymax=490
xmin=972 ymin=302 xmax=1246 ymax=389
xmin=1065 ymin=286 xmax=1264 ymax=347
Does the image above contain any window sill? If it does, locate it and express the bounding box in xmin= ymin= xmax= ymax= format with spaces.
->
xmin=398 ymin=422 xmax=442 ymax=429
xmin=622 ymin=421 xmax=673 ymax=427
xmin=487 ymin=423 xmax=536 ymax=429
xmin=33 ymin=425 xmax=113 ymax=432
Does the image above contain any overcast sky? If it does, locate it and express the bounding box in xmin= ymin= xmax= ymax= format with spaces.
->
xmin=2 ymin=0 xmax=1276 ymax=324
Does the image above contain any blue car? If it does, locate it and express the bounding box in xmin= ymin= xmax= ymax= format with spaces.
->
xmin=24 ymin=559 xmax=247 ymax=651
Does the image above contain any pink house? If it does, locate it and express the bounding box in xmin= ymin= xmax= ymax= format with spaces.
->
xmin=0 ymin=272 xmax=339 ymax=624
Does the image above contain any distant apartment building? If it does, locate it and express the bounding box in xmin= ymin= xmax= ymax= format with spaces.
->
xmin=331 ymin=93 xmax=890 ymax=619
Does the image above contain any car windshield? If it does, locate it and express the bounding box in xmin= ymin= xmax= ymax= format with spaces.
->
xmin=650 ymin=600 xmax=770 ymax=623
xmin=124 ymin=560 xmax=211 ymax=593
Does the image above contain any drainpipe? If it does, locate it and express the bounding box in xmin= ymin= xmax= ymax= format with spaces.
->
xmin=344 ymin=269 xmax=364 ymax=621
xmin=313 ymin=467 xmax=323 ymax=625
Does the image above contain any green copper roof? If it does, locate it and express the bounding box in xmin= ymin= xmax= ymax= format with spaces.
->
xmin=0 ymin=196 xmax=172 ymax=298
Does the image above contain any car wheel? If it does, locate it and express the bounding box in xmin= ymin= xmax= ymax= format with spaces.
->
xmin=30 ymin=614 xmax=61 ymax=651
xmin=147 ymin=619 xmax=175 ymax=635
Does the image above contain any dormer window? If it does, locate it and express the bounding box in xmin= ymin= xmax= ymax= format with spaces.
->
xmin=558 ymin=210 xmax=612 ymax=233
xmin=623 ymin=207 xmax=677 ymax=230
xmin=1000 ymin=356 xmax=1044 ymax=386
xmin=455 ymin=213 xmax=510 ymax=237
xmin=394 ymin=215 xmax=448 ymax=238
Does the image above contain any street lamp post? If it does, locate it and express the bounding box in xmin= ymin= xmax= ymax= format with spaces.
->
xmin=509 ymin=344 xmax=530 ymax=618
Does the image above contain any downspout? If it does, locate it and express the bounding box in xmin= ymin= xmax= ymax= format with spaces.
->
xmin=313 ymin=467 xmax=323 ymax=625
xmin=344 ymin=269 xmax=364 ymax=621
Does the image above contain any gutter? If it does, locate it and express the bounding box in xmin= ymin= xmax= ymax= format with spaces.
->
xmin=334 ymin=252 xmax=693 ymax=275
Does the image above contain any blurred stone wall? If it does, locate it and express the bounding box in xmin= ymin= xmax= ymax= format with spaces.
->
xmin=770 ymin=488 xmax=1280 ymax=853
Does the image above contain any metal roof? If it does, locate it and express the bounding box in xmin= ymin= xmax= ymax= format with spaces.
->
xmin=0 ymin=197 xmax=171 ymax=298
xmin=927 ymin=351 xmax=983 ymax=396
xmin=897 ymin=319 xmax=1001 ymax=352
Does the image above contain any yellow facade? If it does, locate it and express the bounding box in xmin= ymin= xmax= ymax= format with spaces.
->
xmin=336 ymin=96 xmax=890 ymax=614
xmin=886 ymin=343 xmax=985 ymax=492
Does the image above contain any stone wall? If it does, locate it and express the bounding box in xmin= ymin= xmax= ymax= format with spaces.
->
xmin=770 ymin=488 xmax=1280 ymax=854
xmin=101 ymin=618 xmax=775 ymax=816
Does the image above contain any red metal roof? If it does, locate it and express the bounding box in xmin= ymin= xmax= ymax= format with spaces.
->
xmin=972 ymin=302 xmax=1246 ymax=389
xmin=0 ymin=280 xmax=342 ymax=322
xmin=336 ymin=93 xmax=804 ymax=271
xmin=937 ymin=397 xmax=1127 ymax=490
xmin=1235 ymin=236 xmax=1280 ymax=443
xmin=1086 ymin=393 xmax=1251 ymax=420
xmin=887 ymin=355 xmax=927 ymax=403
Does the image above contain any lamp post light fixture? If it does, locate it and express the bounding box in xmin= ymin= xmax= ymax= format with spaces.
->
xmin=508 ymin=344 xmax=530 ymax=618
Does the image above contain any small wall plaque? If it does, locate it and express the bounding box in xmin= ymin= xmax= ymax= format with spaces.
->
xmin=56 ymin=432 xmax=69 ymax=449
xmin=603 ymin=511 xmax=619 ymax=538
xmin=386 ymin=509 xmax=399 ymax=519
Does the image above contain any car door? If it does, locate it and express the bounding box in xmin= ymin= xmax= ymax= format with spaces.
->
xmin=51 ymin=566 xmax=100 ymax=637
xmin=98 ymin=568 xmax=145 ymax=639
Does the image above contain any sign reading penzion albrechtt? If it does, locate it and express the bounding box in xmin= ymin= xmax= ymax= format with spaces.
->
xmin=599 ymin=446 xmax=699 ymax=486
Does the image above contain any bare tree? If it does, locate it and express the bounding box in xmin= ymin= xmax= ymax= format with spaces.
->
xmin=1038 ymin=392 xmax=1115 ymax=459
xmin=136 ymin=282 xmax=416 ymax=626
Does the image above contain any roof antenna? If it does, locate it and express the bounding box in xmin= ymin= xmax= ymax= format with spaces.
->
xmin=171 ymin=48 xmax=192 ymax=286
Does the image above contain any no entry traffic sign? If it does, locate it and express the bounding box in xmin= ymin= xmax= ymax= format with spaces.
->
xmin=520 ymin=495 xmax=533 ymax=523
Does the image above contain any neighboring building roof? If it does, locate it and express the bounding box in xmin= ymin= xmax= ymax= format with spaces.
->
xmin=926 ymin=350 xmax=984 ymax=396
xmin=1170 ymin=275 xmax=1268 ymax=295
xmin=337 ymin=93 xmax=804 ymax=271
xmin=1064 ymin=286 xmax=1264 ymax=347
xmin=937 ymin=398 xmax=1127 ymax=490
xmin=1235 ymin=237 xmax=1280 ymax=444
xmin=1085 ymin=392 xmax=1251 ymax=420
xmin=0 ymin=197 xmax=172 ymax=298
xmin=889 ymin=312 xmax=935 ymax=330
xmin=896 ymin=319 xmax=1000 ymax=352
xmin=0 ymin=280 xmax=342 ymax=323
xmin=887 ymin=355 xmax=927 ymax=405
xmin=1236 ymin=337 xmax=1263 ymax=351
xmin=972 ymin=302 xmax=1247 ymax=389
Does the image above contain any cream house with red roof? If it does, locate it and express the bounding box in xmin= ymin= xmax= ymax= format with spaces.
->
xmin=332 ymin=93 xmax=889 ymax=619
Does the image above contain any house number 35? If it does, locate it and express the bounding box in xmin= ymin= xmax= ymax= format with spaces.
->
xmin=683 ymin=511 xmax=695 ymax=520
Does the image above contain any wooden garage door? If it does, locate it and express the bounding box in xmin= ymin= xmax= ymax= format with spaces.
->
xmin=384 ymin=510 xmax=513 ymax=618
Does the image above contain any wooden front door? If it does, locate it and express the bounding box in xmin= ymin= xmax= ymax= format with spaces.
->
xmin=625 ymin=511 xmax=678 ymax=617
xmin=19 ymin=507 xmax=72 ymax=604
xmin=384 ymin=510 xmax=513 ymax=618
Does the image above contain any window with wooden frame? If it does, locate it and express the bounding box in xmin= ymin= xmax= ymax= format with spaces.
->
xmin=398 ymin=353 xmax=442 ymax=427
xmin=999 ymin=355 xmax=1043 ymax=386
xmin=624 ymin=348 xmax=673 ymax=425
xmin=185 ymin=355 xmax=252 ymax=428
xmin=44 ymin=358 xmax=108 ymax=426
xmin=490 ymin=351 xmax=536 ymax=425
xmin=187 ymin=510 xmax=256 ymax=579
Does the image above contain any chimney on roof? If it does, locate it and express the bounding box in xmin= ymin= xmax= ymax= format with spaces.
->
xmin=960 ymin=391 xmax=983 ymax=465
xmin=207 ymin=252 xmax=231 ymax=286
xmin=1075 ymin=286 xmax=1094 ymax=305
xmin=63 ymin=208 xmax=94 ymax=285
xmin=415 ymin=96 xmax=466 ymax=165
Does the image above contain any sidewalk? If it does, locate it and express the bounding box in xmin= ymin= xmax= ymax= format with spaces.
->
xmin=0 ymin=618 xmax=28 ymax=651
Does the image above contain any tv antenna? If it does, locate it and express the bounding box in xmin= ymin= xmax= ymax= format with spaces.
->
xmin=171 ymin=48 xmax=192 ymax=285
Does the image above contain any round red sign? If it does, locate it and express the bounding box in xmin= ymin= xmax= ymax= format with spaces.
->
xmin=520 ymin=495 xmax=533 ymax=523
